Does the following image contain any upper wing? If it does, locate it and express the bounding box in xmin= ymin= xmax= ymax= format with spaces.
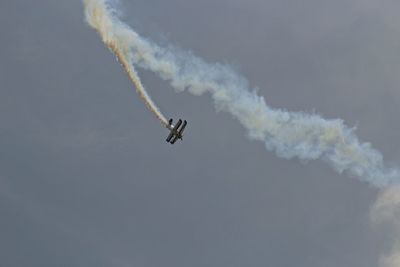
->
xmin=173 ymin=119 xmax=182 ymax=132
xmin=178 ymin=120 xmax=187 ymax=135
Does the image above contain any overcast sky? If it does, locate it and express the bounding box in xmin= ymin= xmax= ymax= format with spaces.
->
xmin=1 ymin=0 xmax=400 ymax=266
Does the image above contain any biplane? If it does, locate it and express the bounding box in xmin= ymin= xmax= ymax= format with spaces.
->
xmin=166 ymin=119 xmax=187 ymax=144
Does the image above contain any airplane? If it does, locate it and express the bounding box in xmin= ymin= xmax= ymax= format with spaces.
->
xmin=166 ymin=118 xmax=187 ymax=144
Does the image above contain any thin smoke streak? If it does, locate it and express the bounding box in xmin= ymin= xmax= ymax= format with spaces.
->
xmin=84 ymin=0 xmax=168 ymax=126
xmin=83 ymin=0 xmax=399 ymax=187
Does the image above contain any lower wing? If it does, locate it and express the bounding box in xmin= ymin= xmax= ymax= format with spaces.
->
xmin=166 ymin=132 xmax=174 ymax=142
xmin=170 ymin=135 xmax=180 ymax=144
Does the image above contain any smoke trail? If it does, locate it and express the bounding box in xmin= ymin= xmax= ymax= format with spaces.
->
xmin=371 ymin=187 xmax=400 ymax=267
xmin=83 ymin=0 xmax=168 ymax=126
xmin=83 ymin=0 xmax=399 ymax=187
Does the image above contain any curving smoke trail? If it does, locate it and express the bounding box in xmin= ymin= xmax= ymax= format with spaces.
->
xmin=83 ymin=0 xmax=399 ymax=187
xmin=371 ymin=187 xmax=400 ymax=267
xmin=83 ymin=0 xmax=168 ymax=126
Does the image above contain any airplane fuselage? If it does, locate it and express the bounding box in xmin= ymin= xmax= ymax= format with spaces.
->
xmin=166 ymin=125 xmax=183 ymax=139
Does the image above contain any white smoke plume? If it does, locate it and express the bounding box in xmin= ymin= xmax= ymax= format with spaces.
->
xmin=371 ymin=187 xmax=400 ymax=267
xmin=83 ymin=0 xmax=399 ymax=187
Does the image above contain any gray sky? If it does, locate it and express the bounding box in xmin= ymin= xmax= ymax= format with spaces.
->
xmin=0 ymin=0 xmax=399 ymax=266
